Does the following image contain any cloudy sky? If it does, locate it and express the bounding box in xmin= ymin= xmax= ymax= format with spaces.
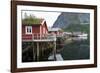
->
xmin=22 ymin=11 xmax=61 ymax=27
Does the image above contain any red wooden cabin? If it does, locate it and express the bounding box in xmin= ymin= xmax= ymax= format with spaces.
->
xmin=22 ymin=18 xmax=48 ymax=40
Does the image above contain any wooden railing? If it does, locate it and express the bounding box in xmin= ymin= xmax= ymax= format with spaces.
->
xmin=22 ymin=33 xmax=56 ymax=41
xmin=32 ymin=33 xmax=56 ymax=41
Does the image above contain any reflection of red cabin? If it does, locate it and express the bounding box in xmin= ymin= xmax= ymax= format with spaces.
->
xmin=22 ymin=19 xmax=48 ymax=40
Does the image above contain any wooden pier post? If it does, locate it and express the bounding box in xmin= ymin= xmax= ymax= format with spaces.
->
xmin=41 ymin=42 xmax=44 ymax=58
xmin=53 ymin=36 xmax=56 ymax=61
xmin=36 ymin=42 xmax=39 ymax=61
xmin=54 ymin=41 xmax=56 ymax=61
xmin=32 ymin=42 xmax=36 ymax=61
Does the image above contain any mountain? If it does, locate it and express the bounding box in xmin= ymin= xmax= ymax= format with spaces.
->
xmin=52 ymin=12 xmax=90 ymax=29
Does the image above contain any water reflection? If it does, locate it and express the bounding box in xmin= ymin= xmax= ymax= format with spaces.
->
xmin=61 ymin=35 xmax=90 ymax=60
xmin=72 ymin=36 xmax=88 ymax=41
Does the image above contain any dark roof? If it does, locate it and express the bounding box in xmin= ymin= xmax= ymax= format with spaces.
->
xmin=22 ymin=17 xmax=44 ymax=25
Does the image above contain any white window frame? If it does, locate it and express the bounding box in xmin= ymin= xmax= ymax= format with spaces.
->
xmin=25 ymin=26 xmax=32 ymax=34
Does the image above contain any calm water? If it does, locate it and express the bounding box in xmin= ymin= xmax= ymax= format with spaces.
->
xmin=22 ymin=36 xmax=90 ymax=62
xmin=61 ymin=36 xmax=90 ymax=60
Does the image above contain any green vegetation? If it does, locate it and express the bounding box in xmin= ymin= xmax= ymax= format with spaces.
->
xmin=22 ymin=15 xmax=42 ymax=25
xmin=63 ymin=24 xmax=90 ymax=33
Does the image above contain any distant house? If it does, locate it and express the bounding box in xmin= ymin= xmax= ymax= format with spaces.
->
xmin=22 ymin=17 xmax=48 ymax=40
xmin=48 ymin=28 xmax=63 ymax=37
xmin=72 ymin=32 xmax=88 ymax=37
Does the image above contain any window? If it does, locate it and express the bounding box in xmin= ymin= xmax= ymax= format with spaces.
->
xmin=25 ymin=26 xmax=32 ymax=34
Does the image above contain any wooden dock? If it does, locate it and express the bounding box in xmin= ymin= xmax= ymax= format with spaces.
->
xmin=22 ymin=33 xmax=57 ymax=61
xmin=48 ymin=54 xmax=63 ymax=61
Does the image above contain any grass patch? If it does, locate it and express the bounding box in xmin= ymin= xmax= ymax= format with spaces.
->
xmin=22 ymin=18 xmax=42 ymax=25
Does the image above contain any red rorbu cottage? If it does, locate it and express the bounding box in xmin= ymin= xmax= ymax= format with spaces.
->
xmin=22 ymin=16 xmax=59 ymax=61
xmin=22 ymin=17 xmax=48 ymax=41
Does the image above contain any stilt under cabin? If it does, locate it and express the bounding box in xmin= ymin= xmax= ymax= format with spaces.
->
xmin=22 ymin=34 xmax=57 ymax=62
